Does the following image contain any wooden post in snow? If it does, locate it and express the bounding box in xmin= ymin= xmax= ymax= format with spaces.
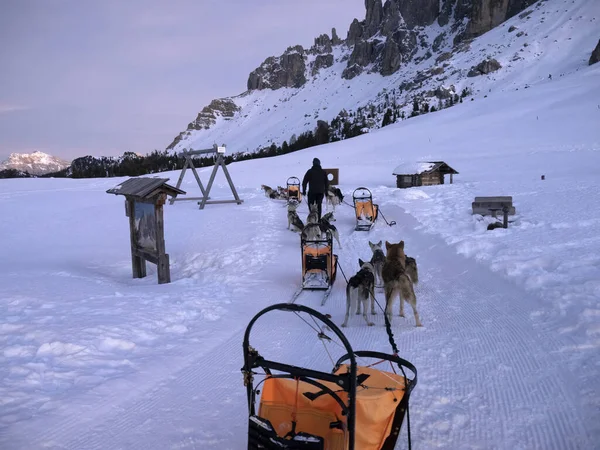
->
xmin=107 ymin=178 xmax=185 ymax=284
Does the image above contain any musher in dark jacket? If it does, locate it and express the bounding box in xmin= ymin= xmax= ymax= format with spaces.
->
xmin=302 ymin=158 xmax=328 ymax=220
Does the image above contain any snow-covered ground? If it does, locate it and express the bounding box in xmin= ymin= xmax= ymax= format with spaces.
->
xmin=1 ymin=54 xmax=598 ymax=448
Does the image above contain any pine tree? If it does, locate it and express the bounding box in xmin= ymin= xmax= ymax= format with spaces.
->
xmin=410 ymin=98 xmax=420 ymax=118
xmin=381 ymin=108 xmax=393 ymax=127
xmin=412 ymin=98 xmax=419 ymax=115
xmin=315 ymin=120 xmax=330 ymax=145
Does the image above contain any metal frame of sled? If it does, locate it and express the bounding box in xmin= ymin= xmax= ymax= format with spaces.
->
xmin=287 ymin=176 xmax=302 ymax=204
xmin=169 ymin=144 xmax=243 ymax=209
xmin=242 ymin=303 xmax=418 ymax=450
xmin=353 ymin=187 xmax=379 ymax=231
xmin=293 ymin=231 xmax=338 ymax=305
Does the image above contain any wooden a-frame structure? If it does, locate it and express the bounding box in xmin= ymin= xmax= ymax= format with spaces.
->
xmin=169 ymin=144 xmax=243 ymax=209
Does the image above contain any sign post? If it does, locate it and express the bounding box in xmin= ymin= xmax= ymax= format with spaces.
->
xmin=107 ymin=177 xmax=185 ymax=284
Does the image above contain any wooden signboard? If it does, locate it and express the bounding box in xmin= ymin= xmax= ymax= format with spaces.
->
xmin=324 ymin=168 xmax=339 ymax=185
xmin=107 ymin=177 xmax=185 ymax=284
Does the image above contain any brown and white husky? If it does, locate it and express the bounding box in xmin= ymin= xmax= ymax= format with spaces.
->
xmin=382 ymin=241 xmax=422 ymax=327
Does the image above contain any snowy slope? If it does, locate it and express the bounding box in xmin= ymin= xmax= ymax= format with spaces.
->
xmin=1 ymin=56 xmax=599 ymax=448
xmin=169 ymin=0 xmax=600 ymax=156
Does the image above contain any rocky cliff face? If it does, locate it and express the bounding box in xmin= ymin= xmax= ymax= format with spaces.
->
xmin=465 ymin=0 xmax=538 ymax=39
xmin=590 ymin=39 xmax=600 ymax=66
xmin=399 ymin=0 xmax=440 ymax=29
xmin=467 ymin=58 xmax=503 ymax=77
xmin=247 ymin=45 xmax=307 ymax=90
xmin=0 ymin=151 xmax=70 ymax=175
xmin=247 ymin=28 xmax=345 ymax=91
xmin=167 ymin=98 xmax=240 ymax=150
xmin=170 ymin=0 xmax=540 ymax=149
xmin=187 ymin=99 xmax=240 ymax=131
xmin=245 ymin=0 xmax=539 ymax=86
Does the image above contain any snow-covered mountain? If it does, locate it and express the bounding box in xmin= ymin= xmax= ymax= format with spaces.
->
xmin=167 ymin=0 xmax=599 ymax=156
xmin=0 ymin=151 xmax=71 ymax=175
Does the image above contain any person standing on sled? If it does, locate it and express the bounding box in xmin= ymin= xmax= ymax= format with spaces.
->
xmin=302 ymin=157 xmax=328 ymax=220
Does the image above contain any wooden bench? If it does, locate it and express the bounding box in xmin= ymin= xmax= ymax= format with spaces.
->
xmin=472 ymin=196 xmax=516 ymax=217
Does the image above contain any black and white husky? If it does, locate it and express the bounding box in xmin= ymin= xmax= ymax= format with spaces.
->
xmin=326 ymin=186 xmax=344 ymax=212
xmin=319 ymin=215 xmax=342 ymax=248
xmin=322 ymin=211 xmax=335 ymax=222
xmin=287 ymin=202 xmax=304 ymax=232
xmin=342 ymin=259 xmax=376 ymax=327
xmin=369 ymin=240 xmax=386 ymax=288
xmin=263 ymin=184 xmax=287 ymax=200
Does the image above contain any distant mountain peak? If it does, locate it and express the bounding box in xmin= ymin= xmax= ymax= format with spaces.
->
xmin=0 ymin=151 xmax=71 ymax=175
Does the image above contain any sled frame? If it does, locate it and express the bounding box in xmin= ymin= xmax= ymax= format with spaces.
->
xmin=241 ymin=303 xmax=418 ymax=450
xmin=353 ymin=187 xmax=378 ymax=232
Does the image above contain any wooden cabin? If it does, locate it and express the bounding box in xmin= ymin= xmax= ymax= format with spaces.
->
xmin=392 ymin=161 xmax=459 ymax=188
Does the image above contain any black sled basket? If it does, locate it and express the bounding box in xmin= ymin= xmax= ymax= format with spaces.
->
xmin=242 ymin=303 xmax=417 ymax=450
xmin=287 ymin=177 xmax=302 ymax=204
xmin=353 ymin=187 xmax=379 ymax=231
xmin=301 ymin=231 xmax=337 ymax=290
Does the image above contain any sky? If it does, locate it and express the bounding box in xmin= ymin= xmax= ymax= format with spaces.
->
xmin=0 ymin=0 xmax=365 ymax=162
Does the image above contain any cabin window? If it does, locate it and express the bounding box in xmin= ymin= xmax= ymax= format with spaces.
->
xmin=402 ymin=176 xmax=412 ymax=184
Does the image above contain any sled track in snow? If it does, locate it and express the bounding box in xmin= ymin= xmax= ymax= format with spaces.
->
xmin=283 ymin=204 xmax=595 ymax=449
xmin=4 ymin=203 xmax=596 ymax=449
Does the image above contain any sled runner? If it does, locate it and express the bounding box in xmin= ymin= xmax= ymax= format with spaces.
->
xmin=287 ymin=177 xmax=302 ymax=204
xmin=242 ymin=303 xmax=418 ymax=450
xmin=353 ymin=187 xmax=379 ymax=231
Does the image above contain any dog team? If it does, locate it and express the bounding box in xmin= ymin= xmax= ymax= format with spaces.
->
xmin=262 ymin=157 xmax=422 ymax=329
xmin=343 ymin=240 xmax=420 ymax=328
xmin=286 ymin=202 xmax=343 ymax=248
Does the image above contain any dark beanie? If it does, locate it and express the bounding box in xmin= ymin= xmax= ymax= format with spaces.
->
xmin=313 ymin=158 xmax=321 ymax=166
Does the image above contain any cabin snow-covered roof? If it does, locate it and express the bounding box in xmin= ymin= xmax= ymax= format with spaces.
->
xmin=392 ymin=161 xmax=459 ymax=175
xmin=392 ymin=162 xmax=436 ymax=175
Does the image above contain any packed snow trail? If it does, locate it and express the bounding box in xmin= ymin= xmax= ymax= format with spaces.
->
xmin=4 ymin=199 xmax=595 ymax=449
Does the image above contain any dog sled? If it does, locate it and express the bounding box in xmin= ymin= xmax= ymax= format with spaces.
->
xmin=287 ymin=177 xmax=302 ymax=204
xmin=353 ymin=187 xmax=379 ymax=231
xmin=292 ymin=230 xmax=338 ymax=305
xmin=242 ymin=303 xmax=418 ymax=450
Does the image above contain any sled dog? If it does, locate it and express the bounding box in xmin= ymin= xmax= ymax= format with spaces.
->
xmin=321 ymin=211 xmax=335 ymax=222
xmin=287 ymin=202 xmax=304 ymax=232
xmin=326 ymin=186 xmax=344 ymax=212
xmin=342 ymin=259 xmax=376 ymax=327
xmin=301 ymin=222 xmax=322 ymax=241
xmin=277 ymin=186 xmax=288 ymax=199
xmin=261 ymin=184 xmax=277 ymax=199
xmin=382 ymin=241 xmax=422 ymax=327
xmin=306 ymin=203 xmax=319 ymax=225
xmin=405 ymin=256 xmax=419 ymax=284
xmin=319 ymin=216 xmax=342 ymax=249
xmin=368 ymin=240 xmax=386 ymax=287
